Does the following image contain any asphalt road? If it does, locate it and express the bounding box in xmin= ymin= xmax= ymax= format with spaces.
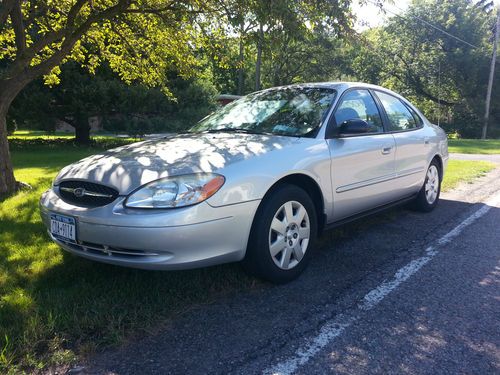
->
xmin=86 ymin=166 xmax=500 ymax=375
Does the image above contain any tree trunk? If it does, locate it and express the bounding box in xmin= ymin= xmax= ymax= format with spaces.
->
xmin=0 ymin=112 xmax=16 ymax=196
xmin=0 ymin=78 xmax=28 ymax=196
xmin=237 ymin=20 xmax=245 ymax=95
xmin=255 ymin=23 xmax=264 ymax=91
xmin=74 ymin=117 xmax=91 ymax=145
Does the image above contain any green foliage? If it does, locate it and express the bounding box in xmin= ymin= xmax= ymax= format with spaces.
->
xmin=345 ymin=0 xmax=499 ymax=138
xmin=201 ymin=0 xmax=355 ymax=94
xmin=0 ymin=0 xmax=210 ymax=90
xmin=8 ymin=63 xmax=218 ymax=138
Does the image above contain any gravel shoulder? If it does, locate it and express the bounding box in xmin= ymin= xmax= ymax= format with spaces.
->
xmin=449 ymin=152 xmax=500 ymax=163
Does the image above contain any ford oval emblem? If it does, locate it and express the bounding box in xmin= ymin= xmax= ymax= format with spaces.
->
xmin=73 ymin=187 xmax=86 ymax=198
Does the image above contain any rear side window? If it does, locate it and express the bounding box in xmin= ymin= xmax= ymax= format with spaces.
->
xmin=405 ymin=104 xmax=424 ymax=127
xmin=334 ymin=89 xmax=383 ymax=133
xmin=376 ymin=91 xmax=418 ymax=131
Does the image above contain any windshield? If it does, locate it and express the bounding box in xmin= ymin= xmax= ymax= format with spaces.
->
xmin=190 ymin=86 xmax=337 ymax=137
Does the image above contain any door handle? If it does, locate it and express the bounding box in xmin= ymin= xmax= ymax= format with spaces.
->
xmin=424 ymin=137 xmax=430 ymax=145
xmin=381 ymin=146 xmax=392 ymax=155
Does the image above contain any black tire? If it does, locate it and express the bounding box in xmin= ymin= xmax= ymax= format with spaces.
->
xmin=412 ymin=159 xmax=441 ymax=212
xmin=242 ymin=184 xmax=317 ymax=284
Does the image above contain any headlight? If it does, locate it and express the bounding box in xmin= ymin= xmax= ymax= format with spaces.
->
xmin=124 ymin=173 xmax=225 ymax=208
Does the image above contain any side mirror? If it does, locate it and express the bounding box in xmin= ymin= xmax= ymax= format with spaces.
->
xmin=338 ymin=119 xmax=373 ymax=136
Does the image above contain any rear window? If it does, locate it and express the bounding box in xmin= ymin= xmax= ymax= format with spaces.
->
xmin=376 ymin=91 xmax=418 ymax=131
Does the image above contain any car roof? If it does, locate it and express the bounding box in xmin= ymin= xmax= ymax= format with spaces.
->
xmin=260 ymin=81 xmax=404 ymax=98
xmin=262 ymin=82 xmax=428 ymax=123
xmin=285 ymin=81 xmax=397 ymax=93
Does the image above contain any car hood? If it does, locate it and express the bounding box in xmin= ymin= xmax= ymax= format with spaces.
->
xmin=54 ymin=133 xmax=299 ymax=195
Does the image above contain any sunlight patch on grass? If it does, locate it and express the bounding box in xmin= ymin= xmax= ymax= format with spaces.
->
xmin=442 ymin=160 xmax=495 ymax=191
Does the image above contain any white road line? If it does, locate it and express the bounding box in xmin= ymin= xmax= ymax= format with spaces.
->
xmin=264 ymin=193 xmax=500 ymax=375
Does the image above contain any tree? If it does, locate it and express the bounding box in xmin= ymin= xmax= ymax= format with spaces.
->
xmin=0 ymin=0 xmax=214 ymax=195
xmin=347 ymin=0 xmax=497 ymax=136
xmin=206 ymin=0 xmax=356 ymax=95
xmin=252 ymin=0 xmax=354 ymax=90
xmin=9 ymin=63 xmax=217 ymax=141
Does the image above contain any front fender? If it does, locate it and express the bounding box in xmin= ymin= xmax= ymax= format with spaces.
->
xmin=206 ymin=138 xmax=332 ymax=210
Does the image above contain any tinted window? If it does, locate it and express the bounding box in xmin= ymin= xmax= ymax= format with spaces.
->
xmin=191 ymin=87 xmax=336 ymax=137
xmin=376 ymin=91 xmax=417 ymax=131
xmin=334 ymin=89 xmax=383 ymax=133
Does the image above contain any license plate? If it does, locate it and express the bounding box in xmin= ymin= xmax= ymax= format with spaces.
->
xmin=50 ymin=213 xmax=77 ymax=243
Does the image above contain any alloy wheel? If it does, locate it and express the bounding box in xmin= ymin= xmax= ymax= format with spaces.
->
xmin=268 ymin=200 xmax=310 ymax=270
xmin=425 ymin=165 xmax=439 ymax=204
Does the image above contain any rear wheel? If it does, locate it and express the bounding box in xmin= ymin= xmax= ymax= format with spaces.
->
xmin=413 ymin=160 xmax=441 ymax=212
xmin=243 ymin=184 xmax=317 ymax=284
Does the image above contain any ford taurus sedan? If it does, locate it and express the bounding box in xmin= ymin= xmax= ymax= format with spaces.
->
xmin=40 ymin=82 xmax=448 ymax=283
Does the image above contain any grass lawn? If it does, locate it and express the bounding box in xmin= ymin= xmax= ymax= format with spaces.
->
xmin=10 ymin=130 xmax=125 ymax=139
xmin=0 ymin=141 xmax=496 ymax=373
xmin=441 ymin=160 xmax=495 ymax=192
xmin=448 ymin=139 xmax=500 ymax=154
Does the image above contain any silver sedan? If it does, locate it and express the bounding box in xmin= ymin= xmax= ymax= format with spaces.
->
xmin=40 ymin=82 xmax=448 ymax=283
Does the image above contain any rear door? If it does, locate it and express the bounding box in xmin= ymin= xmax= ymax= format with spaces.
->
xmin=327 ymin=89 xmax=397 ymax=221
xmin=373 ymin=91 xmax=427 ymax=196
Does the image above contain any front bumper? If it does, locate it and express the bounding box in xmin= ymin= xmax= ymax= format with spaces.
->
xmin=40 ymin=189 xmax=260 ymax=270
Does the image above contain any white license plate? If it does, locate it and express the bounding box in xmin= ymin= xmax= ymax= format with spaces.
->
xmin=50 ymin=213 xmax=76 ymax=243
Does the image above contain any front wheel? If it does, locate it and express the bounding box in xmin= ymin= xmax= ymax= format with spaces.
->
xmin=243 ymin=184 xmax=317 ymax=284
xmin=412 ymin=160 xmax=441 ymax=212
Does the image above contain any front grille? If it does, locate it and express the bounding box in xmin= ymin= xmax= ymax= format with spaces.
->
xmin=58 ymin=180 xmax=119 ymax=207
xmin=52 ymin=235 xmax=159 ymax=259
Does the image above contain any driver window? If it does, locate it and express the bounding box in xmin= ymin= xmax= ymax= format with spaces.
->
xmin=334 ymin=89 xmax=383 ymax=133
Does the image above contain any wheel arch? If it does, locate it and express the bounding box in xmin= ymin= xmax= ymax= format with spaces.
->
xmin=256 ymin=173 xmax=326 ymax=236
xmin=430 ymin=154 xmax=444 ymax=181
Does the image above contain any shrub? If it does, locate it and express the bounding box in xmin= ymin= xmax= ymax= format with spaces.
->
xmin=125 ymin=117 xmax=151 ymax=138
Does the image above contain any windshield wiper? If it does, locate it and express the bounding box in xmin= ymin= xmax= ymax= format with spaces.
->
xmin=202 ymin=128 xmax=273 ymax=135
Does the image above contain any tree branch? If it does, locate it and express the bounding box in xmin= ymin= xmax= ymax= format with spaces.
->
xmin=66 ymin=0 xmax=89 ymax=29
xmin=25 ymin=0 xmax=133 ymax=80
xmin=10 ymin=0 xmax=26 ymax=56
xmin=2 ymin=0 xmax=88 ymax=79
xmin=0 ymin=0 xmax=15 ymax=31
xmin=394 ymin=54 xmax=457 ymax=106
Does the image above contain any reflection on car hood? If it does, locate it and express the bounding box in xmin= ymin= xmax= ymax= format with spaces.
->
xmin=54 ymin=133 xmax=297 ymax=194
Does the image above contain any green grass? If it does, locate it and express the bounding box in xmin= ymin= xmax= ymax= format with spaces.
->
xmin=448 ymin=139 xmax=500 ymax=154
xmin=0 ymin=141 xmax=496 ymax=373
xmin=10 ymin=130 xmax=124 ymax=139
xmin=442 ymin=160 xmax=495 ymax=191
